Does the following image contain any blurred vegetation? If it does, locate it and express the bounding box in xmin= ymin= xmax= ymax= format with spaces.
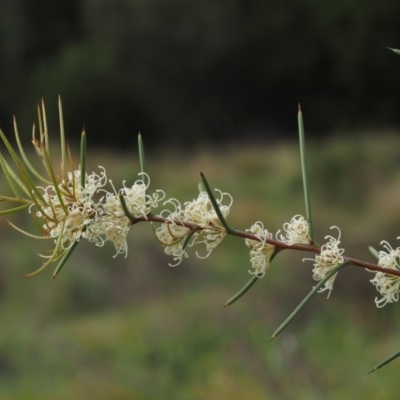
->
xmin=1 ymin=0 xmax=400 ymax=148
xmin=1 ymin=133 xmax=400 ymax=398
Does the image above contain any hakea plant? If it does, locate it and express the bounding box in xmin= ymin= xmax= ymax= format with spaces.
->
xmin=3 ymin=88 xmax=400 ymax=374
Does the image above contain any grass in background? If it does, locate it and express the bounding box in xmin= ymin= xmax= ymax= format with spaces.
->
xmin=1 ymin=133 xmax=400 ymax=399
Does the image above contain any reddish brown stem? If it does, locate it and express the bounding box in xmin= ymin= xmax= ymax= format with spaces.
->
xmin=130 ymin=215 xmax=400 ymax=278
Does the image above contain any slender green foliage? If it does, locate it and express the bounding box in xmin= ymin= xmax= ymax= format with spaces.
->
xmin=298 ymin=106 xmax=315 ymax=243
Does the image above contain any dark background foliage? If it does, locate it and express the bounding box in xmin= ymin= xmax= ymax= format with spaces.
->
xmin=1 ymin=0 xmax=400 ymax=149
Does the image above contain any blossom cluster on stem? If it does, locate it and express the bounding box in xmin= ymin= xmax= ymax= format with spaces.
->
xmin=304 ymin=226 xmax=344 ymax=298
xmin=3 ymin=99 xmax=400 ymax=313
xmin=370 ymin=241 xmax=400 ymax=307
xmin=155 ymin=190 xmax=232 ymax=266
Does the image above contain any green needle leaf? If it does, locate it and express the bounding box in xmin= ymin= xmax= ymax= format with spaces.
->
xmin=40 ymin=99 xmax=50 ymax=156
xmin=0 ymin=203 xmax=31 ymax=216
xmin=298 ymin=105 xmax=314 ymax=243
xmin=24 ymin=221 xmax=68 ymax=278
xmin=388 ymin=47 xmax=400 ymax=55
xmin=225 ymin=250 xmax=282 ymax=306
xmin=224 ymin=275 xmax=259 ymax=307
xmin=17 ymin=162 xmax=48 ymax=208
xmin=182 ymin=228 xmax=200 ymax=250
xmin=80 ymin=130 xmax=86 ymax=188
xmin=0 ymin=152 xmax=25 ymax=198
xmin=200 ymin=172 xmax=235 ymax=234
xmin=269 ymin=260 xmax=351 ymax=342
xmin=42 ymin=147 xmax=68 ymax=215
xmin=137 ymin=133 xmax=145 ymax=173
xmin=137 ymin=133 xmax=150 ymax=200
xmin=368 ymin=348 xmax=400 ymax=374
xmin=58 ymin=95 xmax=67 ymax=181
xmin=369 ymin=246 xmax=379 ymax=260
xmin=52 ymin=241 xmax=79 ymax=279
xmin=0 ymin=128 xmax=26 ymax=172
xmin=119 ymin=192 xmax=138 ymax=222
xmin=14 ymin=118 xmax=49 ymax=183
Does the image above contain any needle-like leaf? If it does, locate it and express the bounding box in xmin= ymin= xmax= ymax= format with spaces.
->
xmin=388 ymin=47 xmax=400 ymax=55
xmin=80 ymin=130 xmax=86 ymax=188
xmin=224 ymin=275 xmax=259 ymax=307
xmin=13 ymin=119 xmax=49 ymax=183
xmin=269 ymin=260 xmax=351 ymax=341
xmin=200 ymin=172 xmax=236 ymax=234
xmin=52 ymin=241 xmax=79 ymax=279
xmin=298 ymin=105 xmax=315 ymax=243
xmin=0 ymin=204 xmax=31 ymax=216
xmin=368 ymin=348 xmax=400 ymax=374
xmin=369 ymin=246 xmax=379 ymax=260
xmin=0 ymin=152 xmax=25 ymax=198
xmin=58 ymin=96 xmax=67 ymax=182
xmin=119 ymin=192 xmax=138 ymax=222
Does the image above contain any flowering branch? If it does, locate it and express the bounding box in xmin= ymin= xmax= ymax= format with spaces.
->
xmin=2 ymin=57 xmax=400 ymax=371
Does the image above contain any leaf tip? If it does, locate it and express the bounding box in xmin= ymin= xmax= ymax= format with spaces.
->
xmin=388 ymin=47 xmax=400 ymax=55
xmin=268 ymin=335 xmax=275 ymax=343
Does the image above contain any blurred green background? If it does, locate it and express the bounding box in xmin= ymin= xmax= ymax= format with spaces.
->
xmin=2 ymin=0 xmax=400 ymax=398
xmin=1 ymin=135 xmax=400 ymax=398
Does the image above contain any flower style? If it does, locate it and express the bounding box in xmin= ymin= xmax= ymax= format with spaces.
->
xmin=306 ymin=226 xmax=344 ymax=297
xmin=370 ymin=241 xmax=400 ymax=307
xmin=277 ymin=214 xmax=311 ymax=245
xmin=155 ymin=190 xmax=232 ymax=266
xmin=245 ymin=221 xmax=275 ymax=277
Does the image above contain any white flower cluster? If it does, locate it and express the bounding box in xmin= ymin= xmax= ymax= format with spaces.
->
xmin=305 ymin=226 xmax=344 ymax=297
xmin=155 ymin=190 xmax=232 ymax=266
xmin=277 ymin=214 xmax=311 ymax=245
xmin=34 ymin=168 xmax=164 ymax=257
xmin=245 ymin=222 xmax=275 ymax=277
xmin=370 ymin=241 xmax=400 ymax=308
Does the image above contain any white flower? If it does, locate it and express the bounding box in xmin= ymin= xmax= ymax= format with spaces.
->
xmin=34 ymin=169 xmax=167 ymax=258
xmin=277 ymin=214 xmax=311 ymax=245
xmin=95 ymin=173 xmax=165 ymax=256
xmin=245 ymin=221 xmax=275 ymax=277
xmin=182 ymin=190 xmax=232 ymax=227
xmin=156 ymin=190 xmax=233 ymax=265
xmin=37 ymin=167 xmax=108 ymax=250
xmin=155 ymin=200 xmax=191 ymax=266
xmin=155 ymin=221 xmax=191 ymax=266
xmin=305 ymin=226 xmax=344 ymax=297
xmin=118 ymin=173 xmax=166 ymax=219
xmin=370 ymin=241 xmax=400 ymax=307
